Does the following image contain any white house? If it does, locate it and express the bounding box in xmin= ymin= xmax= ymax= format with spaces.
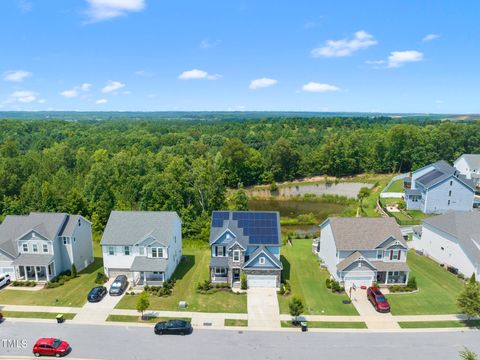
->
xmin=454 ymin=154 xmax=480 ymax=187
xmin=101 ymin=211 xmax=182 ymax=287
xmin=410 ymin=211 xmax=480 ymax=278
xmin=0 ymin=212 xmax=93 ymax=282
xmin=317 ymin=217 xmax=409 ymax=289
xmin=405 ymin=160 xmax=475 ymax=213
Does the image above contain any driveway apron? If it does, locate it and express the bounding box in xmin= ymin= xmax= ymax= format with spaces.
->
xmin=247 ymin=288 xmax=280 ymax=329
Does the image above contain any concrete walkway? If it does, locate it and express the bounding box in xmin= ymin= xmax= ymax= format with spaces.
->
xmin=349 ymin=289 xmax=400 ymax=330
xmin=0 ymin=304 xmax=80 ymax=313
xmin=247 ymin=288 xmax=280 ymax=329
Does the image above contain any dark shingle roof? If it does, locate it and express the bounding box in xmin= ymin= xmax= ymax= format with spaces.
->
xmin=12 ymin=254 xmax=55 ymax=266
xmin=209 ymin=256 xmax=229 ymax=268
xmin=130 ymin=256 xmax=168 ymax=272
xmin=416 ymin=161 xmax=475 ymax=191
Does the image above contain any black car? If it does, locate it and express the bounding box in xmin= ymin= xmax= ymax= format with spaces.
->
xmin=87 ymin=286 xmax=107 ymax=302
xmin=154 ymin=320 xmax=192 ymax=335
xmin=109 ymin=275 xmax=128 ymax=296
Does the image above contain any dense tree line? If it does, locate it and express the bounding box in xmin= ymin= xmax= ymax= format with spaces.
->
xmin=0 ymin=117 xmax=479 ymax=238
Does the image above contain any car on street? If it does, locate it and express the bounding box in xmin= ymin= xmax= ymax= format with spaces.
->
xmin=367 ymin=286 xmax=390 ymax=313
xmin=0 ymin=274 xmax=11 ymax=288
xmin=109 ymin=275 xmax=128 ymax=296
xmin=32 ymin=338 xmax=71 ymax=357
xmin=87 ymin=286 xmax=107 ymax=302
xmin=154 ymin=320 xmax=193 ymax=335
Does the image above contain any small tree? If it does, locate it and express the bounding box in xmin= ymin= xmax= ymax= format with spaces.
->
xmin=407 ymin=276 xmax=417 ymax=290
xmin=71 ymin=263 xmax=77 ymax=278
xmin=136 ymin=291 xmax=150 ymax=320
xmin=357 ymin=187 xmax=371 ymax=216
xmin=240 ymin=272 xmax=247 ymax=290
xmin=234 ymin=184 xmax=249 ymax=211
xmin=289 ymin=297 xmax=304 ymax=324
xmin=459 ymin=347 xmax=478 ymax=360
xmin=457 ymin=274 xmax=480 ymax=319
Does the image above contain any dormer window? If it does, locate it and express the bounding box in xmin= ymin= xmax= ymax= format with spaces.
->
xmin=376 ymin=250 xmax=383 ymax=259
xmin=32 ymin=244 xmax=38 ymax=253
xmin=259 ymin=256 xmax=265 ymax=265
xmin=151 ymin=248 xmax=163 ymax=258
xmin=22 ymin=243 xmax=28 ymax=252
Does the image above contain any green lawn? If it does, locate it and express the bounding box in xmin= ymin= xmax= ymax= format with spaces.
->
xmin=398 ymin=320 xmax=480 ymax=329
xmin=386 ymin=179 xmax=404 ymax=192
xmin=106 ymin=314 xmax=191 ymax=323
xmin=361 ymin=176 xmax=391 ymax=217
xmin=281 ymin=321 xmax=367 ymax=329
xmin=1 ymin=311 xmax=76 ymax=320
xmin=278 ymin=239 xmax=358 ymax=315
xmin=388 ymin=251 xmax=465 ymax=315
xmin=224 ymin=319 xmax=248 ymax=327
xmin=0 ymin=243 xmax=104 ymax=307
xmin=116 ymin=246 xmax=247 ymax=313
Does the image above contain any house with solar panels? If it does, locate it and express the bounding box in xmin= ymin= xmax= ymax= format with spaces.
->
xmin=405 ymin=160 xmax=475 ymax=213
xmin=209 ymin=211 xmax=282 ymax=288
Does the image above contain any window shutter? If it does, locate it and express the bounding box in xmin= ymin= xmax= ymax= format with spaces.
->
xmin=390 ymin=250 xmax=393 ymax=260
xmin=398 ymin=251 xmax=401 ymax=261
xmin=215 ymin=247 xmax=218 ymax=256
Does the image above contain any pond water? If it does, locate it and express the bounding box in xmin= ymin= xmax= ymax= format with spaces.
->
xmin=250 ymin=182 xmax=372 ymax=199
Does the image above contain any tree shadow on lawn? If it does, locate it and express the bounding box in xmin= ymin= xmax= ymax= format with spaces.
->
xmin=171 ymin=255 xmax=195 ymax=281
xmin=78 ymin=257 xmax=103 ymax=275
xmin=280 ymin=255 xmax=290 ymax=282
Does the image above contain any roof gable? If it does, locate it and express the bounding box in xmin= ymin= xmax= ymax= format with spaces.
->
xmin=243 ymin=246 xmax=282 ymax=269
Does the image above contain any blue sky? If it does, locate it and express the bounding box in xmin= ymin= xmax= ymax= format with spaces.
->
xmin=0 ymin=0 xmax=479 ymax=113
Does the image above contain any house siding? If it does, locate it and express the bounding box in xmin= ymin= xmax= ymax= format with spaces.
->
xmin=318 ymin=221 xmax=341 ymax=280
xmin=70 ymin=218 xmax=94 ymax=272
xmin=423 ymin=177 xmax=474 ymax=213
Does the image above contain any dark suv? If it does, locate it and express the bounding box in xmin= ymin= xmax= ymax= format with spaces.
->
xmin=109 ymin=275 xmax=128 ymax=296
xmin=367 ymin=287 xmax=390 ymax=313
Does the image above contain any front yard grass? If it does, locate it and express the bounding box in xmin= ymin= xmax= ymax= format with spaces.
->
xmin=398 ymin=320 xmax=480 ymax=329
xmin=0 ymin=243 xmax=104 ymax=307
xmin=106 ymin=314 xmax=191 ymax=323
xmin=278 ymin=239 xmax=358 ymax=315
xmin=1 ymin=311 xmax=76 ymax=320
xmin=388 ymin=251 xmax=465 ymax=315
xmin=224 ymin=319 xmax=248 ymax=327
xmin=116 ymin=245 xmax=247 ymax=313
xmin=281 ymin=321 xmax=367 ymax=329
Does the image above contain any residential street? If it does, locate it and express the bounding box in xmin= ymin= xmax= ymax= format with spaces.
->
xmin=1 ymin=320 xmax=479 ymax=360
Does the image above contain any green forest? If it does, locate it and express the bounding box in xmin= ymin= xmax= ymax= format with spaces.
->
xmin=0 ymin=116 xmax=479 ymax=239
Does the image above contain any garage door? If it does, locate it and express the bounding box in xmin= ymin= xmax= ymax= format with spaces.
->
xmin=344 ymin=276 xmax=373 ymax=289
xmin=247 ymin=275 xmax=277 ymax=288
xmin=107 ymin=268 xmax=130 ymax=279
xmin=0 ymin=267 xmax=15 ymax=279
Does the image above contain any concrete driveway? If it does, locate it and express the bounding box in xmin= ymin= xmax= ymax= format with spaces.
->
xmin=349 ymin=288 xmax=400 ymax=330
xmin=247 ymin=288 xmax=280 ymax=329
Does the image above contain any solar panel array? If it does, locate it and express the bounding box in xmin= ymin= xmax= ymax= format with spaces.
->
xmin=232 ymin=212 xmax=279 ymax=245
xmin=211 ymin=211 xmax=230 ymax=228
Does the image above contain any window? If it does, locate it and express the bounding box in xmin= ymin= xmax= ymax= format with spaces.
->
xmin=215 ymin=267 xmax=227 ymax=276
xmin=441 ymin=246 xmax=444 ymax=250
xmin=139 ymin=247 xmax=145 ymax=256
xmin=124 ymin=246 xmax=130 ymax=256
xmin=448 ymin=190 xmax=452 ymax=197
xmin=32 ymin=244 xmax=38 ymax=253
xmin=63 ymin=237 xmax=69 ymax=245
xmin=22 ymin=243 xmax=28 ymax=252
xmin=377 ymin=250 xmax=383 ymax=260
xmin=390 ymin=249 xmax=401 ymax=260
xmin=43 ymin=244 xmax=48 ymax=253
xmin=259 ymin=256 xmax=265 ymax=265
xmin=152 ymin=248 xmax=157 ymax=257
xmin=450 ymin=180 xmax=453 ymax=186
xmin=233 ymin=250 xmax=240 ymax=262
xmin=217 ymin=246 xmax=224 ymax=257
xmin=151 ymin=248 xmax=163 ymax=258
xmin=108 ymin=246 xmax=114 ymax=256
xmin=448 ymin=200 xmax=451 ymax=206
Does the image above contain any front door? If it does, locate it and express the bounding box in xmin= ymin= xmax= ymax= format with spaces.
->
xmin=232 ymin=269 xmax=240 ymax=282
xmin=376 ymin=271 xmax=386 ymax=284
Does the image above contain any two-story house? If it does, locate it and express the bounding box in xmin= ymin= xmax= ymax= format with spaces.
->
xmin=405 ymin=160 xmax=475 ymax=213
xmin=454 ymin=154 xmax=480 ymax=188
xmin=0 ymin=212 xmax=93 ymax=282
xmin=101 ymin=211 xmax=182 ymax=287
xmin=209 ymin=211 xmax=282 ymax=288
xmin=317 ymin=217 xmax=409 ymax=289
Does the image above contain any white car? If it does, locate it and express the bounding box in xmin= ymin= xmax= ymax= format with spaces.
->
xmin=0 ymin=274 xmax=11 ymax=288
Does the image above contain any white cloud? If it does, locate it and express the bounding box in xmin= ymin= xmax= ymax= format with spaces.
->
xmin=96 ymin=98 xmax=108 ymax=104
xmin=423 ymin=34 xmax=440 ymax=42
xmin=38 ymin=99 xmax=46 ymax=104
xmin=199 ymin=39 xmax=221 ymax=49
xmin=178 ymin=69 xmax=221 ymax=80
xmin=435 ymin=100 xmax=443 ymax=104
xmin=311 ymin=30 xmax=377 ymax=58
xmin=249 ymin=78 xmax=278 ymax=90
xmin=3 ymin=70 xmax=32 ymax=82
xmin=60 ymin=89 xmax=79 ymax=98
xmin=85 ymin=0 xmax=145 ymax=22
xmin=102 ymin=80 xmax=125 ymax=93
xmin=302 ymin=82 xmax=340 ymax=93
xmin=387 ymin=50 xmax=423 ymax=68
xmin=7 ymin=90 xmax=37 ymax=103
xmin=81 ymin=83 xmax=92 ymax=91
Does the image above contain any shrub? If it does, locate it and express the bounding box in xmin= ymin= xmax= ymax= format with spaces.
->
xmin=283 ymin=280 xmax=291 ymax=295
xmin=269 ymin=182 xmax=279 ymax=192
xmin=289 ymin=297 xmax=304 ymax=323
xmin=13 ymin=280 xmax=36 ymax=287
xmin=330 ymin=280 xmax=341 ymax=293
xmin=95 ymin=272 xmax=108 ymax=284
xmin=197 ymin=280 xmax=213 ymax=293
xmin=71 ymin=263 xmax=77 ymax=278
xmin=325 ymin=278 xmax=332 ymax=289
xmin=407 ymin=276 xmax=417 ymax=290
xmin=240 ymin=272 xmax=247 ymax=290
xmin=458 ymin=273 xmax=465 ymax=280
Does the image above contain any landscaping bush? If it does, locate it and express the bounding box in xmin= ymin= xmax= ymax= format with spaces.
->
xmin=240 ymin=272 xmax=247 ymax=290
xmin=330 ymin=280 xmax=342 ymax=293
xmin=95 ymin=272 xmax=108 ymax=284
xmin=71 ymin=263 xmax=77 ymax=278
xmin=197 ymin=280 xmax=213 ymax=293
xmin=12 ymin=280 xmax=36 ymax=287
xmin=279 ymin=281 xmax=291 ymax=296
xmin=407 ymin=276 xmax=417 ymax=290
xmin=325 ymin=278 xmax=332 ymax=289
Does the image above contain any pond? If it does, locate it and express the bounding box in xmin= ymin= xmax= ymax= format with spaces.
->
xmin=250 ymin=182 xmax=372 ymax=199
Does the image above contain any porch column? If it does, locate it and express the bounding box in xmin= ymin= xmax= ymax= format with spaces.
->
xmin=143 ymin=271 xmax=146 ymax=285
xmin=24 ymin=266 xmax=29 ymax=280
xmin=34 ymin=266 xmax=38 ymax=282
xmin=404 ymin=271 xmax=409 ymax=285
xmin=385 ymin=271 xmax=389 ymax=285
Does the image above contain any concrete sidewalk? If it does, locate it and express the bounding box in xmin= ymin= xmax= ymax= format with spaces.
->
xmin=0 ymin=304 xmax=80 ymax=313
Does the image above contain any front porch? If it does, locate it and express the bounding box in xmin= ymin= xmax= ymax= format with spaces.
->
xmin=376 ymin=270 xmax=408 ymax=285
xmin=132 ymin=271 xmax=165 ymax=287
xmin=12 ymin=254 xmax=56 ymax=282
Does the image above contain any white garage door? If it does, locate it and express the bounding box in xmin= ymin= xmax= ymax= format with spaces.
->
xmin=0 ymin=267 xmax=15 ymax=279
xmin=247 ymin=275 xmax=277 ymax=288
xmin=344 ymin=276 xmax=373 ymax=289
xmin=107 ymin=268 xmax=130 ymax=279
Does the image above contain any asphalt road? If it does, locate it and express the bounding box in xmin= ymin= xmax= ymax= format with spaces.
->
xmin=1 ymin=320 xmax=479 ymax=360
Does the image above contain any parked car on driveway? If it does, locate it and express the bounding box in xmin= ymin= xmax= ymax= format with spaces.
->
xmin=109 ymin=275 xmax=128 ymax=296
xmin=32 ymin=338 xmax=71 ymax=357
xmin=367 ymin=286 xmax=390 ymax=313
xmin=154 ymin=320 xmax=192 ymax=335
xmin=87 ymin=286 xmax=107 ymax=303
xmin=0 ymin=274 xmax=11 ymax=288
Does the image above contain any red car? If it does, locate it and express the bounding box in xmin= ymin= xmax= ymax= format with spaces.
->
xmin=367 ymin=287 xmax=390 ymax=313
xmin=33 ymin=338 xmax=71 ymax=357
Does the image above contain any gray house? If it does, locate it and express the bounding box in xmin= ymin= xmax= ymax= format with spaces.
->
xmin=209 ymin=211 xmax=282 ymax=288
xmin=0 ymin=212 xmax=93 ymax=282
xmin=405 ymin=160 xmax=475 ymax=213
